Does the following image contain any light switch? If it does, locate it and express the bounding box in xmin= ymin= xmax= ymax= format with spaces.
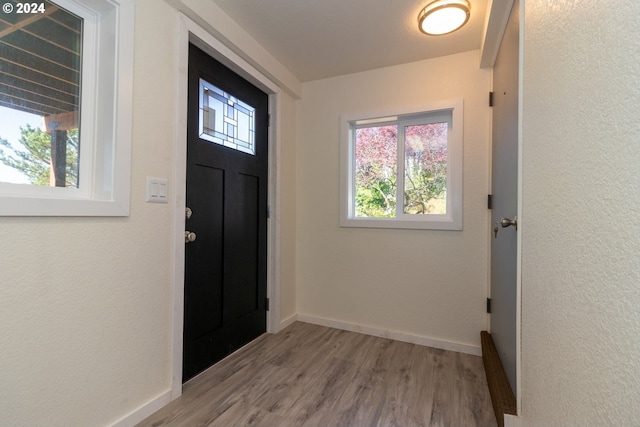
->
xmin=146 ymin=177 xmax=168 ymax=203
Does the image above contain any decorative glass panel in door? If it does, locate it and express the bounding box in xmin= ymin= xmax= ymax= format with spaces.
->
xmin=198 ymin=78 xmax=256 ymax=155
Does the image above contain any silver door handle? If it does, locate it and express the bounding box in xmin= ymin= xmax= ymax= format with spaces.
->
xmin=500 ymin=216 xmax=517 ymax=230
xmin=185 ymin=231 xmax=197 ymax=243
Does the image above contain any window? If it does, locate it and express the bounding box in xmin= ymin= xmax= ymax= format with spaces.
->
xmin=199 ymin=79 xmax=256 ymax=155
xmin=340 ymin=100 xmax=463 ymax=230
xmin=0 ymin=0 xmax=134 ymax=216
xmin=0 ymin=1 xmax=82 ymax=188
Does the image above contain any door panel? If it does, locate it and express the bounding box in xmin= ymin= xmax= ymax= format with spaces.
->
xmin=490 ymin=0 xmax=519 ymax=394
xmin=185 ymin=165 xmax=224 ymax=338
xmin=228 ymin=173 xmax=260 ymax=318
xmin=183 ymin=44 xmax=268 ymax=382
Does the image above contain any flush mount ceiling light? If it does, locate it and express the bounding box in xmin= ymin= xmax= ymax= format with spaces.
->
xmin=418 ymin=0 xmax=471 ymax=36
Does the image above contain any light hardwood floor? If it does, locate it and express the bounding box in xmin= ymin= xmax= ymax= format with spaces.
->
xmin=138 ymin=322 xmax=497 ymax=427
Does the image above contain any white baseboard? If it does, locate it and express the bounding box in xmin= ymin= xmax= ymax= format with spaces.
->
xmin=109 ymin=390 xmax=172 ymax=427
xmin=297 ymin=314 xmax=481 ymax=356
xmin=279 ymin=313 xmax=298 ymax=330
xmin=504 ymin=413 xmax=522 ymax=427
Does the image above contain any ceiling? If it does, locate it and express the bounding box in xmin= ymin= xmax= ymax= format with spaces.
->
xmin=0 ymin=0 xmax=490 ymax=118
xmin=211 ymin=0 xmax=489 ymax=82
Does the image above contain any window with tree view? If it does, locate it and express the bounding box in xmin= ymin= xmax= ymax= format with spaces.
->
xmin=341 ymin=102 xmax=462 ymax=230
xmin=355 ymin=120 xmax=448 ymax=217
xmin=0 ymin=0 xmax=82 ymax=188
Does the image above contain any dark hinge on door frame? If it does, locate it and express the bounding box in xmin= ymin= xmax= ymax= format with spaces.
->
xmin=488 ymin=194 xmax=493 ymax=209
xmin=486 ymin=298 xmax=492 ymax=314
xmin=489 ymin=91 xmax=494 ymax=107
xmin=265 ymin=297 xmax=270 ymax=311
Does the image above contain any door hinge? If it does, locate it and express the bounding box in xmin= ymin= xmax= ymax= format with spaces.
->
xmin=488 ymin=194 xmax=493 ymax=209
xmin=265 ymin=297 xmax=270 ymax=311
xmin=489 ymin=91 xmax=494 ymax=107
xmin=486 ymin=298 xmax=492 ymax=314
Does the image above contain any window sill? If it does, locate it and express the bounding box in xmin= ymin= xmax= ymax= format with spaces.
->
xmin=340 ymin=215 xmax=462 ymax=231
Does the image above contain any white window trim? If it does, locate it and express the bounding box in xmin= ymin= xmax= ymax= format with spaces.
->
xmin=0 ymin=0 xmax=134 ymax=216
xmin=340 ymin=99 xmax=463 ymax=230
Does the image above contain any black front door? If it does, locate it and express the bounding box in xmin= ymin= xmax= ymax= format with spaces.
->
xmin=183 ymin=44 xmax=268 ymax=382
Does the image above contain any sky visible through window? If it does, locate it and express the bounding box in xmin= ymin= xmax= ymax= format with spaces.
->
xmin=0 ymin=106 xmax=43 ymax=184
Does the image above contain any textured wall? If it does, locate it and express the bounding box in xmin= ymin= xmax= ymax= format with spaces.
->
xmin=0 ymin=1 xmax=177 ymax=425
xmin=521 ymin=0 xmax=640 ymax=424
xmin=296 ymin=51 xmax=491 ymax=349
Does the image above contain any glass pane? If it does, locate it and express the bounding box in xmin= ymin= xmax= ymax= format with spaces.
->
xmin=199 ymin=79 xmax=255 ymax=155
xmin=0 ymin=1 xmax=82 ymax=187
xmin=354 ymin=125 xmax=397 ymax=218
xmin=404 ymin=122 xmax=448 ymax=214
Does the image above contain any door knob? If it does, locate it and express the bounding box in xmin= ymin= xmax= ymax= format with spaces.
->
xmin=185 ymin=231 xmax=197 ymax=243
xmin=500 ymin=216 xmax=517 ymax=230
xmin=185 ymin=207 xmax=192 ymax=219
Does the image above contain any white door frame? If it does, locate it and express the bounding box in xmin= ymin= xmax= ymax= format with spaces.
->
xmin=170 ymin=13 xmax=283 ymax=399
xmin=515 ymin=1 xmax=524 ymax=413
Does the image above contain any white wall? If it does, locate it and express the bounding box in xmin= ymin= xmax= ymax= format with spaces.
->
xmin=0 ymin=0 xmax=299 ymax=425
xmin=296 ymin=50 xmax=491 ymax=351
xmin=0 ymin=2 xmax=176 ymax=425
xmin=521 ymin=0 xmax=640 ymax=424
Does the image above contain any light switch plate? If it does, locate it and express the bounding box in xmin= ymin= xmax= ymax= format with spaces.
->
xmin=146 ymin=177 xmax=168 ymax=203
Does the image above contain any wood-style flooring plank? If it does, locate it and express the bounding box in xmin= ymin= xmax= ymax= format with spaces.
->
xmin=137 ymin=322 xmax=497 ymax=427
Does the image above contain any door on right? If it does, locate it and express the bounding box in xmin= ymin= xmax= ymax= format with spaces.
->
xmin=491 ymin=0 xmax=519 ymax=394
